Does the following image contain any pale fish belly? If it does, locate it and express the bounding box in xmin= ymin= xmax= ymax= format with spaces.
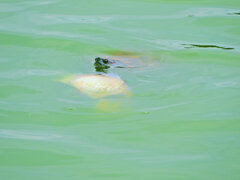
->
xmin=67 ymin=74 xmax=130 ymax=98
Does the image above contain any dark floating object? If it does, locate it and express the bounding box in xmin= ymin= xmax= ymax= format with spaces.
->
xmin=182 ymin=44 xmax=234 ymax=50
xmin=228 ymin=12 xmax=240 ymax=15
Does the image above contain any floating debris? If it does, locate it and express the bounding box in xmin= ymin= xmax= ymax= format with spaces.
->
xmin=182 ymin=44 xmax=234 ymax=50
xmin=228 ymin=12 xmax=240 ymax=15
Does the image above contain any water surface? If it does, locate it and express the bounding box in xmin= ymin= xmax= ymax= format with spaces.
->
xmin=0 ymin=0 xmax=240 ymax=179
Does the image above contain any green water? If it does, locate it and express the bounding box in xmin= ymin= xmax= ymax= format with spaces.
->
xmin=0 ymin=0 xmax=240 ymax=179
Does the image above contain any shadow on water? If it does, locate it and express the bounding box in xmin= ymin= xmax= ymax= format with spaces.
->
xmin=182 ymin=44 xmax=234 ymax=50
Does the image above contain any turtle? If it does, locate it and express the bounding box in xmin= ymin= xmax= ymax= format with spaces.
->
xmin=61 ymin=51 xmax=152 ymax=99
xmin=61 ymin=56 xmax=132 ymax=98
xmin=94 ymin=50 xmax=154 ymax=72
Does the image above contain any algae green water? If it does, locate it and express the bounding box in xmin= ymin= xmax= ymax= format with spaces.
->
xmin=0 ymin=0 xmax=240 ymax=179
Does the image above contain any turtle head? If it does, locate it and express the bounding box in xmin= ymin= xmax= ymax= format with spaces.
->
xmin=94 ymin=57 xmax=112 ymax=72
xmin=94 ymin=57 xmax=127 ymax=72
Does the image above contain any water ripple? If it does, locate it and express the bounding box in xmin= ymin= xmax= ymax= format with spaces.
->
xmin=184 ymin=7 xmax=238 ymax=17
xmin=0 ymin=0 xmax=58 ymax=12
xmin=42 ymin=15 xmax=112 ymax=24
xmin=0 ymin=69 xmax=61 ymax=79
xmin=215 ymin=81 xmax=237 ymax=87
xmin=0 ymin=129 xmax=62 ymax=140
xmin=141 ymin=102 xmax=191 ymax=112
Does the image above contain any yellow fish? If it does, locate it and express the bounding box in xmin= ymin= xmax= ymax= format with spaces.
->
xmin=61 ymin=74 xmax=130 ymax=98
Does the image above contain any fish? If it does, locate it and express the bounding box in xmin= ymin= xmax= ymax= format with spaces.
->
xmin=61 ymin=73 xmax=130 ymax=98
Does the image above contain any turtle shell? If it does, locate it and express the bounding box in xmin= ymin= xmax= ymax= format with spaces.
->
xmin=62 ymin=73 xmax=130 ymax=98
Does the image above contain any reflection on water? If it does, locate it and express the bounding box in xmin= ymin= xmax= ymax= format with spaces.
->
xmin=95 ymin=99 xmax=130 ymax=113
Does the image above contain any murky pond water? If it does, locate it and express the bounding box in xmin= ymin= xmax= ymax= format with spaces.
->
xmin=0 ymin=0 xmax=240 ymax=179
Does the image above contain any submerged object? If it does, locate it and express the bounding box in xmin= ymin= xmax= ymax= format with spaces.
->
xmin=62 ymin=73 xmax=130 ymax=98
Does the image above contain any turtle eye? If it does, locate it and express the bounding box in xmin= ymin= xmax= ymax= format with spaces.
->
xmin=103 ymin=59 xmax=108 ymax=63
